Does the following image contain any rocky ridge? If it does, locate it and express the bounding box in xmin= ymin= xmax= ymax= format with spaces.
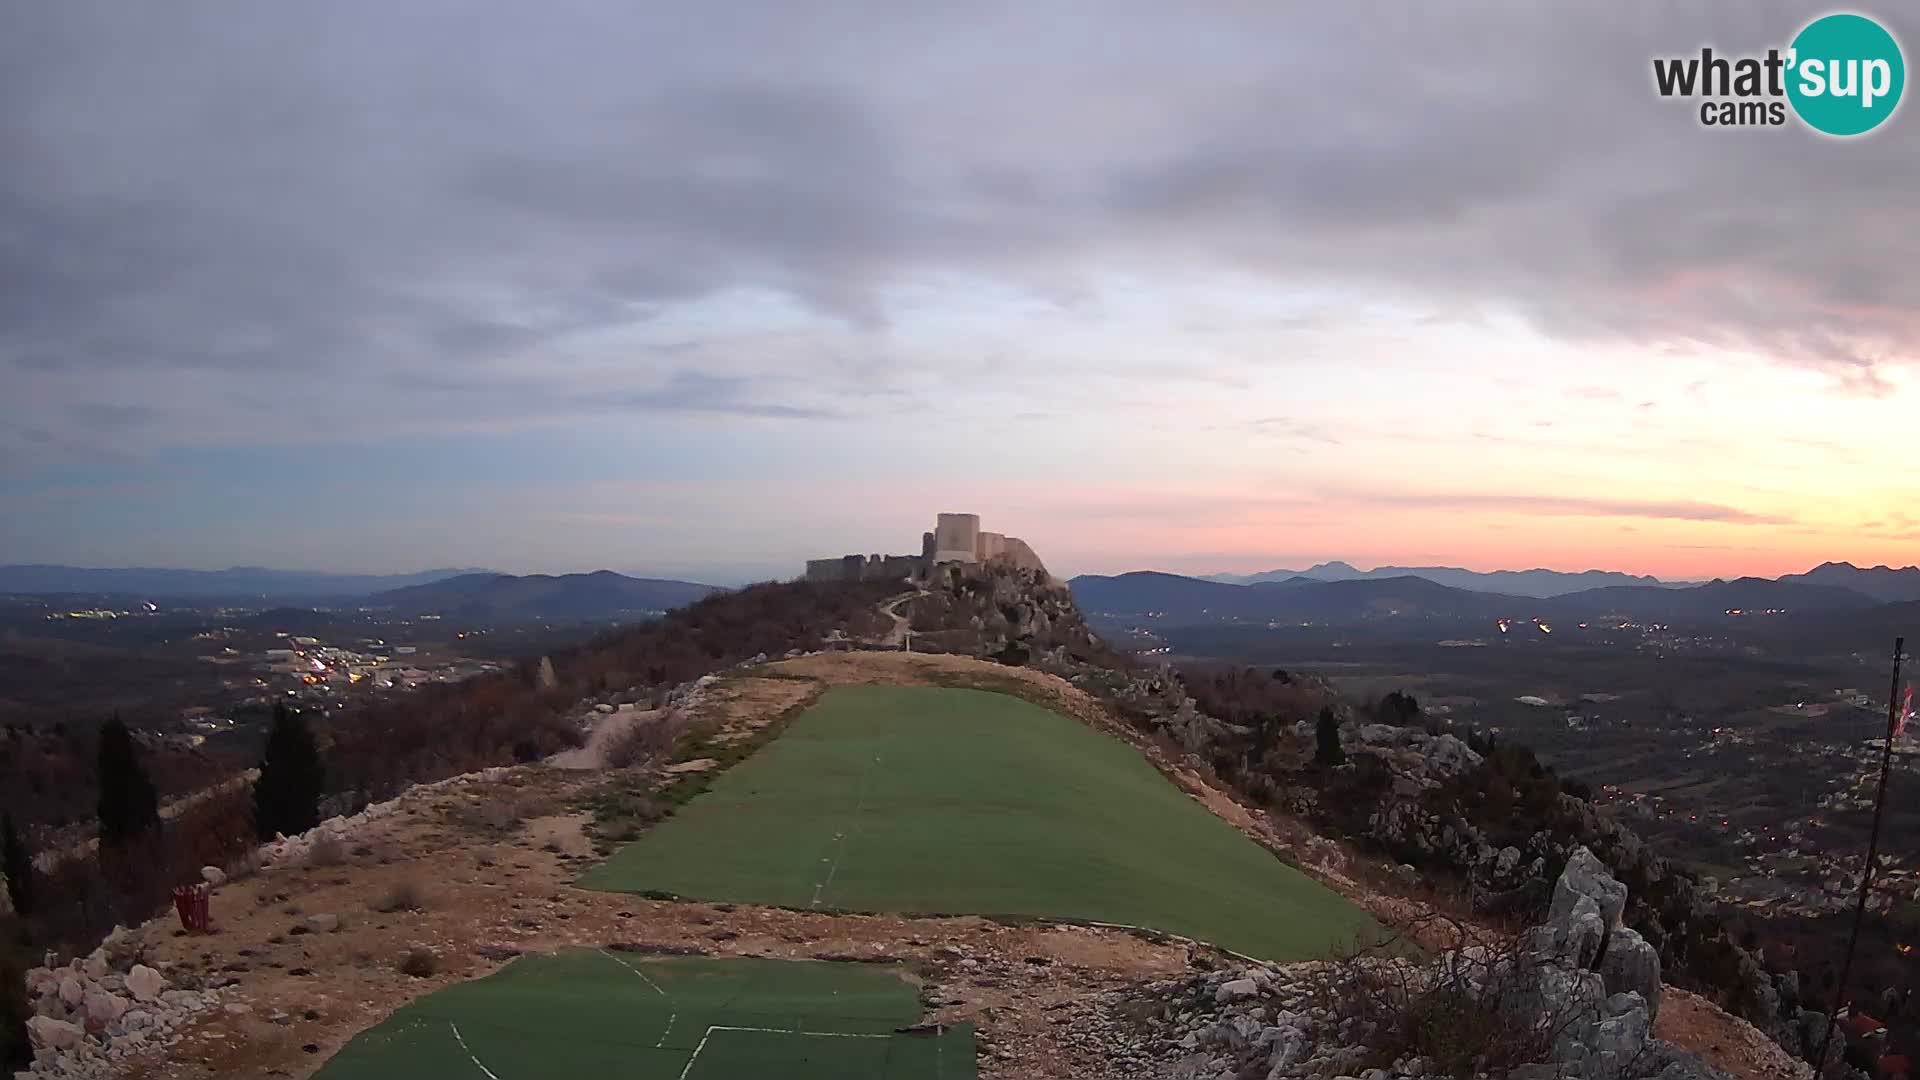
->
xmin=912 ymin=564 xmax=1830 ymax=1074
xmin=1106 ymin=849 xmax=1795 ymax=1080
xmin=18 ymin=926 xmax=227 ymax=1080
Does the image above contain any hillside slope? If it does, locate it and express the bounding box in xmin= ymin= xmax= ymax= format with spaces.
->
xmin=365 ymin=570 xmax=717 ymax=619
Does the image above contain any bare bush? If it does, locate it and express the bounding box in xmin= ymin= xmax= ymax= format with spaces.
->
xmin=374 ymin=879 xmax=427 ymax=914
xmin=449 ymin=794 xmax=524 ymax=835
xmin=1306 ymin=916 xmax=1605 ymax=1079
xmin=398 ymin=947 xmax=437 ymax=977
xmin=222 ymin=849 xmax=262 ymax=883
xmin=604 ymin=715 xmax=681 ymax=770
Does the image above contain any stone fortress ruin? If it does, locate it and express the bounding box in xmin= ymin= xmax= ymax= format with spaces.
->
xmin=804 ymin=512 xmax=1048 ymax=583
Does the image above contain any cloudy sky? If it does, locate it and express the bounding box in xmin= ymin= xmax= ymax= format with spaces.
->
xmin=4 ymin=2 xmax=1918 ymax=583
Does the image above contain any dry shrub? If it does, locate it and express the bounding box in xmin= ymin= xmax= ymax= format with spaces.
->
xmin=450 ymin=789 xmax=552 ymax=835
xmin=457 ymin=797 xmax=521 ymax=834
xmin=1308 ymin=915 xmax=1614 ymax=1080
xmin=222 ymin=850 xmax=261 ymax=883
xmin=604 ymin=715 xmax=681 ymax=770
xmin=307 ymin=833 xmax=347 ymax=868
xmin=374 ymin=879 xmax=427 ymax=914
xmin=398 ymin=947 xmax=437 ymax=977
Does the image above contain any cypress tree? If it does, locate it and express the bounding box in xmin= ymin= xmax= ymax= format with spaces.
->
xmin=253 ymin=704 xmax=325 ymax=841
xmin=0 ymin=814 xmax=29 ymax=917
xmin=0 ymin=941 xmax=29 ymax=1072
xmin=1314 ymin=706 xmax=1346 ymax=767
xmin=96 ymin=716 xmax=160 ymax=846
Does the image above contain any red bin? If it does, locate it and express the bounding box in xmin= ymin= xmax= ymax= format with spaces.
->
xmin=172 ymin=883 xmax=210 ymax=933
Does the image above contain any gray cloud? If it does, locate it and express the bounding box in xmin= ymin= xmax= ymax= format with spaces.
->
xmin=4 ymin=0 xmax=1918 ymax=451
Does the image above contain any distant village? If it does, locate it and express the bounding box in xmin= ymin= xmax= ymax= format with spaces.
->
xmin=144 ymin=627 xmax=502 ymax=749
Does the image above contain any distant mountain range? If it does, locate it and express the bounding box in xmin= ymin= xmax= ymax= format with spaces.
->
xmin=1777 ymin=561 xmax=1920 ymax=604
xmin=1203 ymin=559 xmax=1920 ymax=603
xmin=365 ymin=571 xmax=717 ymax=620
xmin=1205 ymin=561 xmax=1686 ymax=598
xmin=1073 ymin=565 xmax=1895 ymax=625
xmin=0 ymin=564 xmax=491 ymax=599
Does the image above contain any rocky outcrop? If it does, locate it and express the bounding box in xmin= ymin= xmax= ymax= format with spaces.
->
xmin=919 ymin=564 xmax=1811 ymax=1072
xmin=1115 ymin=848 xmax=1791 ymax=1080
xmin=20 ymin=928 xmax=227 ymax=1079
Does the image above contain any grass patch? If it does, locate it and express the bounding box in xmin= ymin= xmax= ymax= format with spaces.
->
xmin=582 ymin=683 xmax=825 ymax=851
xmin=580 ymin=685 xmax=1379 ymax=962
xmin=313 ymin=951 xmax=974 ymax=1080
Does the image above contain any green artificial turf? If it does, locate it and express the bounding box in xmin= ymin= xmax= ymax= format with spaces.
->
xmin=312 ymin=951 xmax=973 ymax=1080
xmin=580 ymin=684 xmax=1378 ymax=961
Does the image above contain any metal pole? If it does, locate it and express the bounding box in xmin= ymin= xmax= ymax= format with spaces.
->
xmin=1816 ymin=636 xmax=1906 ymax=1073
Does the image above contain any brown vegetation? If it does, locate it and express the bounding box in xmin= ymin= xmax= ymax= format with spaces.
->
xmin=398 ymin=947 xmax=438 ymax=978
xmin=374 ymin=880 xmax=427 ymax=914
xmin=6 ymin=580 xmax=896 ymax=962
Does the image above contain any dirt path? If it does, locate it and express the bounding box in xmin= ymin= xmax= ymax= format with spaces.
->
xmin=873 ymin=588 xmax=925 ymax=649
xmin=546 ymin=705 xmax=662 ymax=769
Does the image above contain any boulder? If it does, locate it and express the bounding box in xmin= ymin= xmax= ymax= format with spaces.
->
xmin=1265 ymin=1025 xmax=1309 ymax=1071
xmin=58 ymin=975 xmax=84 ymax=1007
xmin=1495 ymin=845 xmax=1522 ymax=877
xmin=1550 ymin=846 xmax=1627 ymax=930
xmin=26 ymin=1016 xmax=82 ymax=1051
xmin=1214 ymin=977 xmax=1260 ymax=1003
xmin=1600 ymin=927 xmax=1663 ymax=1019
xmin=1547 ymin=893 xmax=1606 ymax=970
xmin=1584 ymin=991 xmax=1653 ymax=1066
xmin=25 ymin=968 xmax=57 ymax=998
xmin=201 ymin=865 xmax=227 ymax=887
xmin=1425 ymin=734 xmax=1484 ymax=776
xmin=125 ymin=964 xmax=166 ymax=1003
xmin=84 ymin=989 xmax=128 ymax=1026
xmin=304 ymin=913 xmax=340 ymax=933
xmin=81 ymin=950 xmax=109 ymax=979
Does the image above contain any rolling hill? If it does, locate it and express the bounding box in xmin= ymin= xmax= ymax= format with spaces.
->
xmin=0 ymin=564 xmax=488 ymax=599
xmin=365 ymin=570 xmax=717 ymax=620
xmin=1207 ymin=561 xmax=1682 ymax=597
xmin=1776 ymin=561 xmax=1920 ymax=604
xmin=1072 ymin=571 xmax=1518 ymax=623
xmin=1071 ymin=569 xmax=1882 ymax=625
xmin=1546 ymin=577 xmax=1883 ymax=619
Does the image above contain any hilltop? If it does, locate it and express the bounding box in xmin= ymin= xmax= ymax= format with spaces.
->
xmin=364 ymin=570 xmax=717 ymax=620
xmin=4 ymin=562 xmax=1819 ymax=1079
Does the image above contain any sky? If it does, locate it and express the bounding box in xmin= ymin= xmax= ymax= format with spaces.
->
xmin=4 ymin=2 xmax=1919 ymax=585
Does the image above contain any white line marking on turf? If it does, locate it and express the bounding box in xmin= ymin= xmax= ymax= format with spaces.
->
xmin=448 ymin=1021 xmax=500 ymax=1080
xmin=599 ymin=948 xmax=678 ymax=1048
xmin=810 ymin=752 xmax=880 ymax=908
xmin=677 ymin=1025 xmax=897 ymax=1080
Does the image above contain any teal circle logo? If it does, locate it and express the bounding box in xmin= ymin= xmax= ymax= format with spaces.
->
xmin=1787 ymin=13 xmax=1905 ymax=136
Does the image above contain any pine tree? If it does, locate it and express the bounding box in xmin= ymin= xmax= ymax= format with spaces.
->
xmin=0 ymin=814 xmax=30 ymax=917
xmin=96 ymin=716 xmax=160 ymax=845
xmin=253 ymin=704 xmax=325 ymax=841
xmin=0 ymin=941 xmax=30 ymax=1073
xmin=1314 ymin=706 xmax=1346 ymax=767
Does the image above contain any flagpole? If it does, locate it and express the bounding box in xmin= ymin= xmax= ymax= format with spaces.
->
xmin=1817 ymin=636 xmax=1907 ymax=1073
